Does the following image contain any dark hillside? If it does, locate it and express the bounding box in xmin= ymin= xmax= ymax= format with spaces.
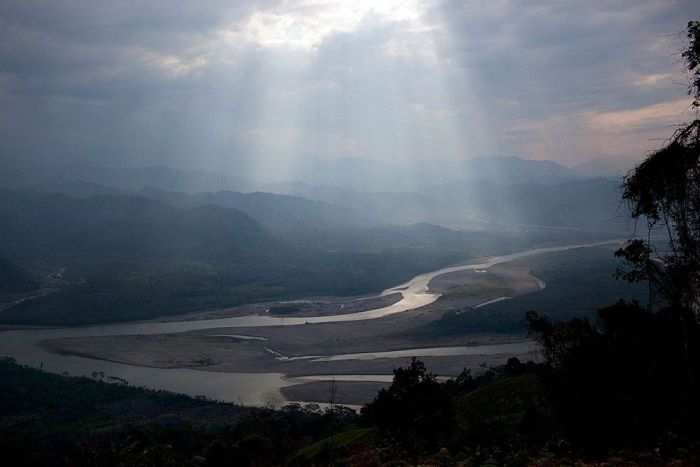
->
xmin=0 ymin=190 xmax=266 ymax=262
xmin=139 ymin=187 xmax=361 ymax=233
xmin=0 ymin=190 xmax=510 ymax=324
xmin=0 ymin=257 xmax=38 ymax=293
xmin=0 ymin=357 xmax=351 ymax=466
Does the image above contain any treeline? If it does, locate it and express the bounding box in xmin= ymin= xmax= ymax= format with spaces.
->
xmin=354 ymin=300 xmax=700 ymax=465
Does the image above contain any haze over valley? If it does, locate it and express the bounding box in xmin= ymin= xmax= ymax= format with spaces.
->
xmin=0 ymin=154 xmax=644 ymax=391
xmin=1 ymin=1 xmax=698 ymax=465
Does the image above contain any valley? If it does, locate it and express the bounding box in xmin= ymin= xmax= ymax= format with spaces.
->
xmin=0 ymin=241 xmax=643 ymax=407
xmin=0 ymin=160 xmax=646 ymax=409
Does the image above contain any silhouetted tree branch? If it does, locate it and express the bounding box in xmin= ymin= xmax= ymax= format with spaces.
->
xmin=617 ymin=21 xmax=700 ymax=315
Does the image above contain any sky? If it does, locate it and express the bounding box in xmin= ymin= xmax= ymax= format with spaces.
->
xmin=1 ymin=0 xmax=698 ymax=179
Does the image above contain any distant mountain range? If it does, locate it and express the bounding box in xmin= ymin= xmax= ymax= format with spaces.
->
xmin=1 ymin=154 xmax=634 ymax=234
xmin=2 ymin=155 xmax=621 ymax=195
xmin=6 ymin=163 xmax=630 ymax=232
xmin=255 ymin=155 xmax=588 ymax=190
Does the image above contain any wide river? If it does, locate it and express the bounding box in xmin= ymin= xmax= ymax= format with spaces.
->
xmin=0 ymin=240 xmax=619 ymax=406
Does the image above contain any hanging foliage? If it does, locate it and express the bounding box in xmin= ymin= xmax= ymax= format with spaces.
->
xmin=617 ymin=21 xmax=700 ymax=313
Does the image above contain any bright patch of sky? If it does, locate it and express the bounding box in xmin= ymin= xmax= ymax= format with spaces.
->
xmin=238 ymin=0 xmax=427 ymax=50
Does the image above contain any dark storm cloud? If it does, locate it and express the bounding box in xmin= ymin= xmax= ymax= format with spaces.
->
xmin=0 ymin=0 xmax=270 ymax=167
xmin=434 ymin=0 xmax=692 ymax=110
xmin=427 ymin=0 xmax=699 ymax=162
xmin=0 ymin=0 xmax=698 ymax=174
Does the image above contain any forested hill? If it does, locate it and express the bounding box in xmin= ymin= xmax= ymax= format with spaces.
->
xmin=0 ymin=190 xmax=267 ymax=262
xmin=0 ymin=190 xmax=489 ymax=325
xmin=138 ymin=187 xmax=362 ymax=234
xmin=0 ymin=187 xmax=621 ymax=325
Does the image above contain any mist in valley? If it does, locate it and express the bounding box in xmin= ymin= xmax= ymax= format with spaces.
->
xmin=1 ymin=1 xmax=698 ymax=465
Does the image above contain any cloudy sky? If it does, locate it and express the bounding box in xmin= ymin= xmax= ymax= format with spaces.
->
xmin=1 ymin=0 xmax=698 ymax=177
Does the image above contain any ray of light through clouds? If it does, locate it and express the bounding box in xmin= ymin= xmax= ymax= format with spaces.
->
xmin=0 ymin=0 xmax=698 ymax=185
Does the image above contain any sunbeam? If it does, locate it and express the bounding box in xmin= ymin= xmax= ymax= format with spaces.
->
xmin=229 ymin=0 xmax=487 ymax=192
